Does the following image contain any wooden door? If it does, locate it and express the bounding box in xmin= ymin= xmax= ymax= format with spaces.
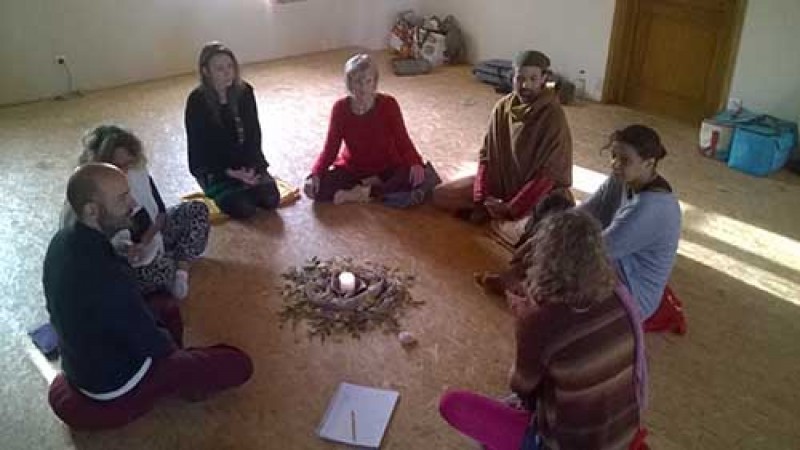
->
xmin=605 ymin=0 xmax=745 ymax=123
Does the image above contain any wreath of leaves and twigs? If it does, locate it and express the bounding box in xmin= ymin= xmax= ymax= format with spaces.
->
xmin=278 ymin=257 xmax=423 ymax=342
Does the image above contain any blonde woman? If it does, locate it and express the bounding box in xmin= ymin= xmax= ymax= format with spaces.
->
xmin=440 ymin=210 xmax=648 ymax=450
xmin=304 ymin=53 xmax=428 ymax=204
xmin=185 ymin=42 xmax=280 ymax=219
xmin=65 ymin=125 xmax=209 ymax=299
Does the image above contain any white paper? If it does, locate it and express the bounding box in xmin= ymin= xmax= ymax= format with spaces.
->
xmin=318 ymin=382 xmax=399 ymax=449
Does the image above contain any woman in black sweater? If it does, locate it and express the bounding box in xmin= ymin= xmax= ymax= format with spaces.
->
xmin=185 ymin=42 xmax=280 ymax=219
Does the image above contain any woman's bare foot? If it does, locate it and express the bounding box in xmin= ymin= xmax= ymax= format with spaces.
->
xmin=170 ymin=269 xmax=189 ymax=300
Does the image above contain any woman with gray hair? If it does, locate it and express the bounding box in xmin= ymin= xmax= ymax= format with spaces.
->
xmin=305 ymin=53 xmax=428 ymax=204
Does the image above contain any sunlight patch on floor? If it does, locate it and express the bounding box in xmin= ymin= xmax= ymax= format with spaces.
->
xmin=682 ymin=203 xmax=800 ymax=276
xmin=25 ymin=340 xmax=58 ymax=383
xmin=572 ymin=165 xmax=608 ymax=196
xmin=677 ymin=239 xmax=800 ymax=305
xmin=449 ymin=161 xmax=479 ymax=181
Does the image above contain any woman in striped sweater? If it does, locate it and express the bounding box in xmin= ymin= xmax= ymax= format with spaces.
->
xmin=440 ymin=210 xmax=647 ymax=450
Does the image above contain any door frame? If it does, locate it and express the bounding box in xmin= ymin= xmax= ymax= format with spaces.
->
xmin=602 ymin=0 xmax=748 ymax=116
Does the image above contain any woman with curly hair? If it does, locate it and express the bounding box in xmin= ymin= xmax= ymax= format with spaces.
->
xmin=440 ymin=210 xmax=647 ymax=450
xmin=63 ymin=125 xmax=209 ymax=299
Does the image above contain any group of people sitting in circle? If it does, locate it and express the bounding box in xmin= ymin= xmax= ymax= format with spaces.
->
xmin=42 ymin=42 xmax=682 ymax=449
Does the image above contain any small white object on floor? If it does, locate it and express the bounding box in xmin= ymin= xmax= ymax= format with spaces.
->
xmin=333 ymin=184 xmax=371 ymax=205
xmin=398 ymin=331 xmax=417 ymax=347
xmin=170 ymin=269 xmax=189 ymax=300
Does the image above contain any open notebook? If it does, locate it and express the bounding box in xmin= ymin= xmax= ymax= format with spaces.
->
xmin=317 ymin=383 xmax=399 ymax=449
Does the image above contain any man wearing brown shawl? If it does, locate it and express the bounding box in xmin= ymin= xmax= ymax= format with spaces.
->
xmin=433 ymin=50 xmax=573 ymax=222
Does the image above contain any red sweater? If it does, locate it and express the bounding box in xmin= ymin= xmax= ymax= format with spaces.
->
xmin=311 ymin=94 xmax=423 ymax=177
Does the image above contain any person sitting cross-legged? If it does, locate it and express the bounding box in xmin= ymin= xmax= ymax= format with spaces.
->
xmin=44 ymin=163 xmax=253 ymax=430
xmin=440 ymin=210 xmax=648 ymax=450
xmin=432 ymin=50 xmax=573 ymax=225
xmin=185 ymin=42 xmax=280 ymax=219
xmin=304 ymin=53 xmax=431 ymax=205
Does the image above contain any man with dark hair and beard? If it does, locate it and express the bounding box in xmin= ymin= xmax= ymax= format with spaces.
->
xmin=43 ymin=163 xmax=253 ymax=430
xmin=433 ymin=50 xmax=573 ymax=224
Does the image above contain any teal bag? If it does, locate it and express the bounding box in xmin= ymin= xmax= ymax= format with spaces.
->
xmin=727 ymin=114 xmax=798 ymax=177
xmin=700 ymin=109 xmax=761 ymax=162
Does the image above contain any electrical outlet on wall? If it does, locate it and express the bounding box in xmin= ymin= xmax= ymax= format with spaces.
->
xmin=53 ymin=54 xmax=81 ymax=100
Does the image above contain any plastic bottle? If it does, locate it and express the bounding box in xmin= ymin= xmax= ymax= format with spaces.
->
xmin=576 ymin=70 xmax=587 ymax=101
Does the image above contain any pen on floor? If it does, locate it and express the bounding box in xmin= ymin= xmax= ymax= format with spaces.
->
xmin=351 ymin=409 xmax=357 ymax=442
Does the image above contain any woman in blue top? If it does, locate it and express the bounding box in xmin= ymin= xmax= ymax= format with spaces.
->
xmin=577 ymin=124 xmax=681 ymax=319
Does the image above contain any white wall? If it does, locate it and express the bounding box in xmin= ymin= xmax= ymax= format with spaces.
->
xmin=0 ymin=0 xmax=418 ymax=105
xmin=417 ymin=0 xmax=800 ymax=121
xmin=729 ymin=0 xmax=800 ymax=122
xmin=0 ymin=0 xmax=63 ymax=105
xmin=417 ymin=0 xmax=616 ymax=100
xmin=6 ymin=0 xmax=797 ymax=121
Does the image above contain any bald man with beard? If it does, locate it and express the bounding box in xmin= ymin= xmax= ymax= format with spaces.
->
xmin=43 ymin=163 xmax=253 ymax=430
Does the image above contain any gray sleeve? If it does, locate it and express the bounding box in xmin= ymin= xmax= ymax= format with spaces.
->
xmin=603 ymin=194 xmax=674 ymax=260
xmin=576 ymin=176 xmax=623 ymax=229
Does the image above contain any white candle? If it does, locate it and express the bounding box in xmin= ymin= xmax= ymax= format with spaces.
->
xmin=338 ymin=271 xmax=356 ymax=295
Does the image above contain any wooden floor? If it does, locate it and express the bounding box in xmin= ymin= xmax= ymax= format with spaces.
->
xmin=1 ymin=49 xmax=799 ymax=450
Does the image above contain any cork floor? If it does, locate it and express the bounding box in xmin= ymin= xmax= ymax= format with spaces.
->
xmin=1 ymin=49 xmax=799 ymax=450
